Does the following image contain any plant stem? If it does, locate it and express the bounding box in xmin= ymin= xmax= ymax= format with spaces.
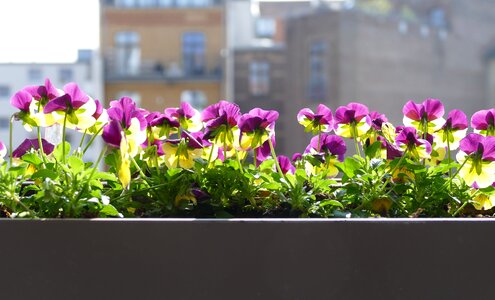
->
xmin=82 ymin=125 xmax=104 ymax=155
xmin=443 ymin=159 xmax=467 ymax=189
xmin=37 ymin=127 xmax=47 ymax=165
xmin=268 ymin=137 xmax=294 ymax=189
xmin=351 ymin=124 xmax=362 ymax=158
xmin=73 ymin=145 xmax=107 ymax=203
xmin=207 ymin=144 xmax=215 ymax=167
xmin=62 ymin=113 xmax=68 ymax=164
xmin=78 ymin=129 xmax=87 ymax=150
xmin=9 ymin=115 xmax=14 ymax=167
xmin=317 ymin=125 xmax=322 ymax=152
xmin=446 ymin=134 xmax=452 ymax=189
xmin=235 ymin=148 xmax=244 ymax=173
xmin=130 ymin=156 xmax=151 ymax=188
xmin=452 ymin=201 xmax=469 ymax=217
xmin=380 ymin=151 xmax=407 ymax=192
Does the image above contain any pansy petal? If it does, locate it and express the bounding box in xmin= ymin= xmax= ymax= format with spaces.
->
xmin=423 ymin=99 xmax=444 ymax=121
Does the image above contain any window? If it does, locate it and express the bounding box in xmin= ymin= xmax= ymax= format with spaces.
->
xmin=249 ymin=61 xmax=270 ymax=96
xmin=0 ymin=117 xmax=9 ymax=129
xmin=488 ymin=56 xmax=495 ymax=107
xmin=181 ymin=90 xmax=207 ymax=110
xmin=308 ymin=41 xmax=327 ymax=102
xmin=115 ymin=0 xmax=137 ymax=7
xmin=176 ymin=0 xmax=210 ymax=7
xmin=182 ymin=32 xmax=205 ymax=76
xmin=59 ymin=68 xmax=73 ymax=83
xmin=158 ymin=0 xmax=173 ymax=7
xmin=255 ymin=18 xmax=276 ymax=39
xmin=0 ymin=85 xmax=10 ymax=98
xmin=114 ymin=31 xmax=141 ymax=75
xmin=28 ymin=68 xmax=42 ymax=82
xmin=137 ymin=0 xmax=156 ymax=7
xmin=430 ymin=8 xmax=447 ymax=29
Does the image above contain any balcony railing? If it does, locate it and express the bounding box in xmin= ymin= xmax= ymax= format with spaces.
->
xmin=104 ymin=59 xmax=222 ymax=82
xmin=102 ymin=0 xmax=223 ymax=9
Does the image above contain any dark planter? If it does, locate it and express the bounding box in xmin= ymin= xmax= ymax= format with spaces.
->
xmin=0 ymin=219 xmax=494 ymax=299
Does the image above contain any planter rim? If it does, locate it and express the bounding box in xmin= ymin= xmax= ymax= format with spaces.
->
xmin=1 ymin=218 xmax=495 ymax=223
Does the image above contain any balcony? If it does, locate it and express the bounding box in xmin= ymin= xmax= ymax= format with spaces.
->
xmin=104 ymin=59 xmax=222 ymax=82
xmin=102 ymin=0 xmax=223 ymax=9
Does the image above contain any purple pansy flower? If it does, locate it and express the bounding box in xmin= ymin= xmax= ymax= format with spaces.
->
xmin=162 ymin=131 xmax=205 ymax=169
xmin=238 ymin=108 xmax=279 ymax=149
xmin=12 ymin=138 xmax=55 ymax=158
xmin=334 ymin=102 xmax=371 ymax=138
xmin=277 ymin=155 xmax=296 ymax=174
xmin=102 ymin=97 xmax=147 ymax=152
xmin=471 ymin=109 xmax=495 ymax=136
xmin=11 ymin=90 xmax=33 ymax=113
xmin=146 ymin=111 xmax=180 ymax=140
xmin=23 ymin=78 xmax=60 ymax=103
xmin=304 ymin=134 xmax=346 ymax=177
xmin=11 ymin=79 xmax=62 ymax=129
xmin=456 ymin=133 xmax=495 ymax=188
xmin=305 ymin=134 xmax=347 ymax=161
xmin=202 ymin=101 xmax=241 ymax=144
xmin=402 ymin=99 xmax=445 ymax=133
xmin=165 ymin=102 xmax=202 ymax=132
xmin=292 ymin=152 xmax=303 ymax=162
xmin=369 ymin=111 xmax=388 ymax=131
xmin=43 ymin=83 xmax=97 ymax=130
xmin=376 ymin=136 xmax=403 ymax=160
xmin=434 ymin=109 xmax=468 ymax=150
xmin=297 ymin=104 xmax=333 ymax=134
xmin=395 ymin=127 xmax=432 ymax=159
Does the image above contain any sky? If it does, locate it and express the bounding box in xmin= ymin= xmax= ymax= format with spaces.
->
xmin=0 ymin=0 xmax=100 ymax=63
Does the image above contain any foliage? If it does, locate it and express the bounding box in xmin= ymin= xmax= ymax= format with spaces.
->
xmin=1 ymin=81 xmax=494 ymax=218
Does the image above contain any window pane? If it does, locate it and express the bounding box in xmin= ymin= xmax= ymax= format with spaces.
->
xmin=249 ymin=61 xmax=270 ymax=96
xmin=0 ymin=85 xmax=10 ymax=98
xmin=28 ymin=68 xmax=42 ymax=82
xmin=181 ymin=90 xmax=207 ymax=110
xmin=115 ymin=0 xmax=136 ymax=7
xmin=158 ymin=0 xmax=173 ymax=7
xmin=115 ymin=32 xmax=141 ymax=75
xmin=255 ymin=18 xmax=276 ymax=39
xmin=59 ymin=68 xmax=73 ymax=83
xmin=182 ymin=32 xmax=206 ymax=75
xmin=0 ymin=117 xmax=9 ymax=129
xmin=308 ymin=41 xmax=327 ymax=102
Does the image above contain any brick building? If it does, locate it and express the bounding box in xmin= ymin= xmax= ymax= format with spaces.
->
xmin=281 ymin=0 xmax=495 ymax=153
xmin=100 ymin=0 xmax=225 ymax=111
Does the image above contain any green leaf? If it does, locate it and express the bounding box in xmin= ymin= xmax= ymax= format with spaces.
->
xmin=99 ymin=204 xmax=120 ymax=217
xmin=32 ymin=169 xmax=59 ymax=180
xmin=364 ymin=141 xmax=382 ymax=158
xmin=295 ymin=169 xmax=308 ymax=182
xmin=53 ymin=142 xmax=71 ymax=161
xmin=93 ymin=172 xmax=117 ymax=182
xmin=21 ymin=153 xmax=43 ymax=166
xmin=319 ymin=200 xmax=344 ymax=209
xmin=68 ymin=156 xmax=85 ymax=174
xmin=337 ymin=157 xmax=361 ymax=178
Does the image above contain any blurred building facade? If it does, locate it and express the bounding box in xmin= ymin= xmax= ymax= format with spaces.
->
xmin=229 ymin=0 xmax=495 ymax=155
xmin=227 ymin=0 xmax=311 ymax=153
xmin=100 ymin=0 xmax=225 ymax=111
xmin=0 ymin=50 xmax=103 ymax=158
xmin=283 ymin=0 xmax=495 ymax=152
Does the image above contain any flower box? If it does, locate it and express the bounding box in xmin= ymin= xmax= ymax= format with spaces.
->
xmin=1 ymin=218 xmax=494 ymax=299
